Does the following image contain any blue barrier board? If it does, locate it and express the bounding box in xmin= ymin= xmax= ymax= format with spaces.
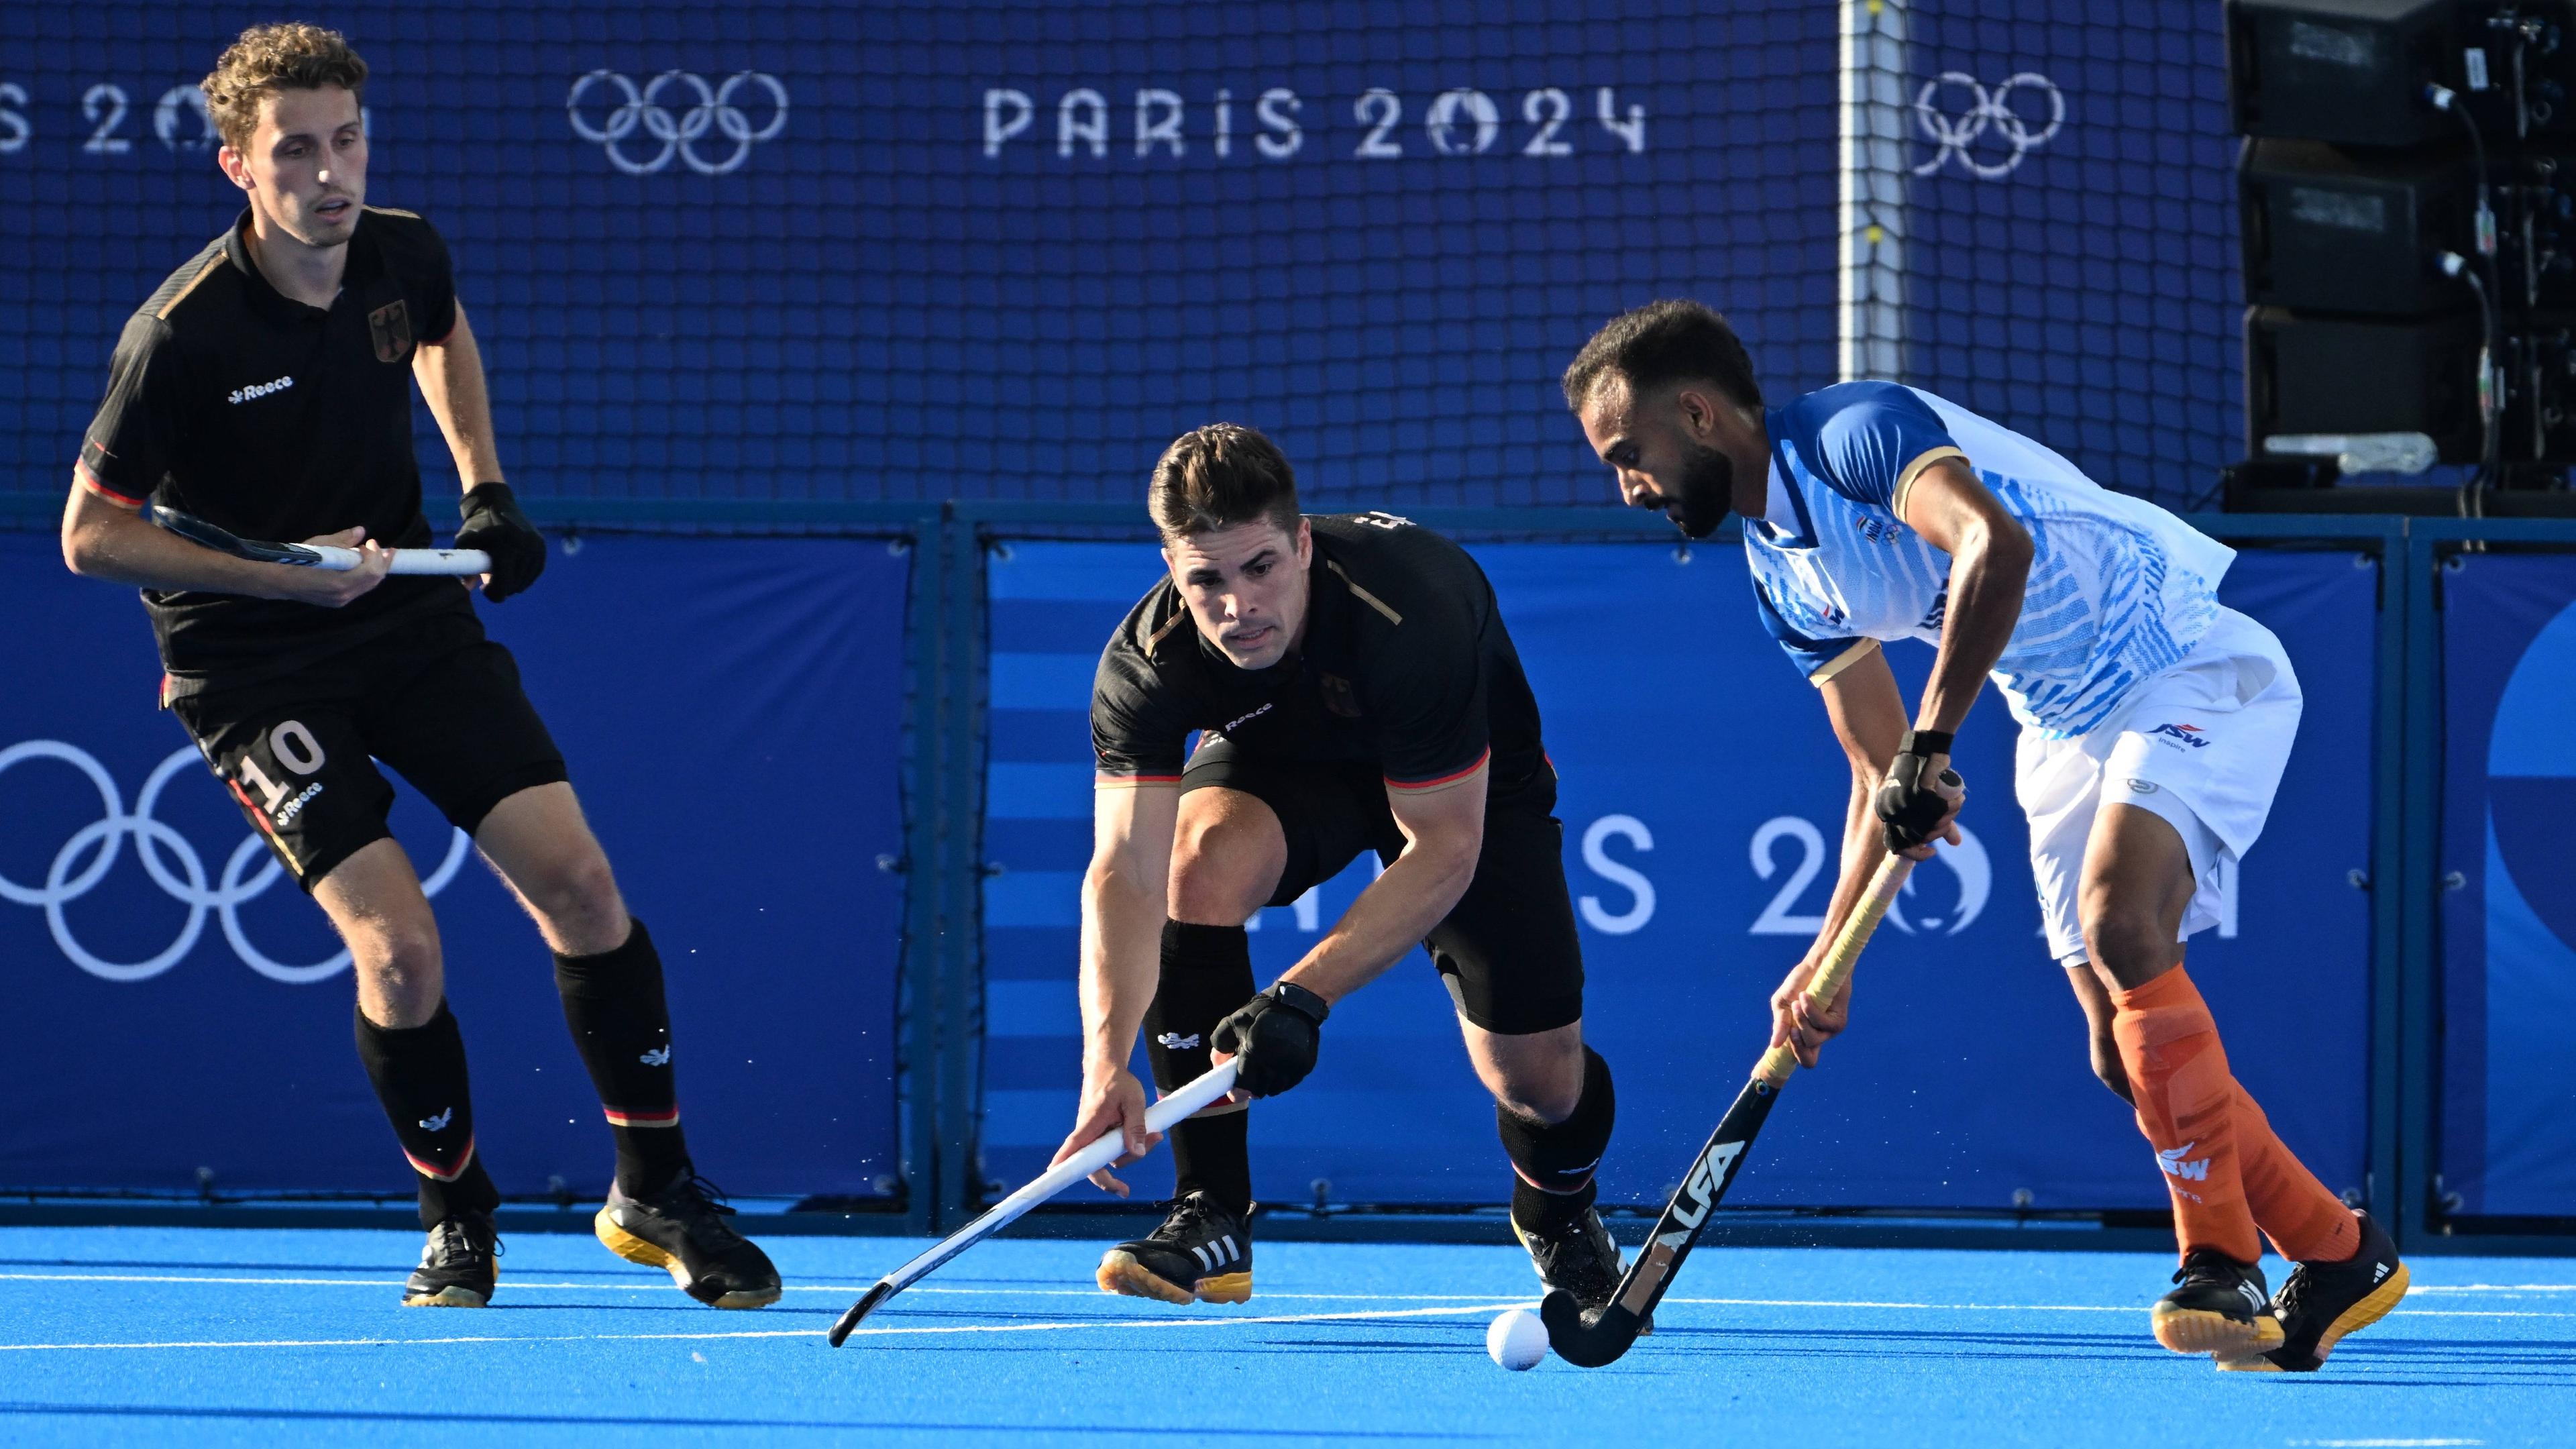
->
xmin=0 ymin=533 xmax=910 ymax=1199
xmin=2438 ymin=553 xmax=2576 ymax=1218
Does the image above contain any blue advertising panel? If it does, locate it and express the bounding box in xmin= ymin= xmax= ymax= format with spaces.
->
xmin=980 ymin=537 xmax=2375 ymax=1210
xmin=2438 ymin=554 xmax=2576 ymax=1218
xmin=0 ymin=531 xmax=908 ymax=1199
xmin=3 ymin=3 xmax=2219 ymax=517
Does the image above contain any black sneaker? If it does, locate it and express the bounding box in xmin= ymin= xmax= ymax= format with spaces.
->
xmin=2152 ymin=1249 xmax=2286 ymax=1358
xmin=1514 ymin=1205 xmax=1646 ymax=1332
xmin=595 ymin=1173 xmax=783 ymax=1309
xmin=2220 ymin=1210 xmax=2410 ymax=1373
xmin=403 ymin=1212 xmax=498 ymax=1307
xmin=1096 ymin=1191 xmax=1253 ymax=1305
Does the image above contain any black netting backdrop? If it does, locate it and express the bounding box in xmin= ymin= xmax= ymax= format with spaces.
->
xmin=1898 ymin=0 xmax=2240 ymax=512
xmin=3 ymin=1 xmax=2233 ymax=514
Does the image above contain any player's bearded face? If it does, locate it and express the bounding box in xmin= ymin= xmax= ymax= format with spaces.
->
xmin=1667 ymin=441 xmax=1735 ymax=540
xmin=231 ymin=85 xmax=369 ymax=249
xmin=1166 ymin=519 xmax=1311 ymax=672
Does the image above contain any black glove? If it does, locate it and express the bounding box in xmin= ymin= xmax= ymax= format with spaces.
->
xmin=1209 ymin=981 xmax=1331 ymax=1097
xmin=1874 ymin=729 xmax=1962 ymax=853
xmin=455 ymin=483 xmax=546 ymax=602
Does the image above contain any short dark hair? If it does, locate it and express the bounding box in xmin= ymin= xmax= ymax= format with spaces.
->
xmin=1148 ymin=423 xmax=1300 ymax=541
xmin=1562 ymin=299 xmax=1763 ymax=414
xmin=203 ymin=23 xmax=369 ymax=151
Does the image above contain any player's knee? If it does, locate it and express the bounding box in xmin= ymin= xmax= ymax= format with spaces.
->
xmin=1495 ymin=1046 xmax=1614 ymax=1193
xmin=1167 ymin=816 xmax=1272 ymax=926
xmin=1493 ymin=1082 xmax=1574 ymax=1127
xmin=2077 ymin=895 xmax=2167 ymax=985
xmin=520 ymin=847 xmax=625 ymax=932
xmin=352 ymin=924 xmax=443 ymax=1024
xmin=1487 ymin=1037 xmax=1586 ymax=1124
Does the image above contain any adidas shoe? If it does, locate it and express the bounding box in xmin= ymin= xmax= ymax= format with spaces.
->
xmin=595 ymin=1173 xmax=783 ymax=1309
xmin=403 ymin=1212 xmax=498 ymax=1307
xmin=1515 ymin=1204 xmax=1645 ymax=1332
xmin=2152 ymin=1249 xmax=2286 ymax=1358
xmin=2220 ymin=1210 xmax=2409 ymax=1373
xmin=1097 ymin=1191 xmax=1253 ymax=1305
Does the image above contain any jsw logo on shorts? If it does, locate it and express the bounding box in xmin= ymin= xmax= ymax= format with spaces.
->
xmin=2157 ymin=1142 xmax=2210 ymax=1181
xmin=2147 ymin=722 xmax=2211 ymax=749
xmin=1155 ymin=1032 xmax=1200 ymax=1050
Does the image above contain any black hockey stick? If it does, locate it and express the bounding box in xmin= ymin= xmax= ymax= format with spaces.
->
xmin=1541 ymin=848 xmax=1921 ymax=1368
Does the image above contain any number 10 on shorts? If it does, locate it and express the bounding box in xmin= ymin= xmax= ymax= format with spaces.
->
xmin=237 ymin=719 xmax=327 ymax=813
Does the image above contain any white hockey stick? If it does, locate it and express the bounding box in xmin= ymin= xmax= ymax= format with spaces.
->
xmin=827 ymin=1061 xmax=1241 ymax=1344
xmin=150 ymin=504 xmax=491 ymax=576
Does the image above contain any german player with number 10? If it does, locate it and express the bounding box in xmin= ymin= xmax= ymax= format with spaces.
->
xmin=1564 ymin=301 xmax=2409 ymax=1373
xmin=1054 ymin=424 xmax=1638 ymax=1321
xmin=56 ymin=24 xmax=779 ymax=1311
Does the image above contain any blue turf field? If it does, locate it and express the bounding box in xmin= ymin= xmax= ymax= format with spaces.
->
xmin=0 ymin=1226 xmax=2567 ymax=1446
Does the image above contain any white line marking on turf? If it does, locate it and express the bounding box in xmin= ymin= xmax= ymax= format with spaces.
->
xmin=0 ymin=1285 xmax=2557 ymax=1355
xmin=2287 ymin=1440 xmax=2483 ymax=1447
xmin=0 ymin=1301 xmax=1532 ymax=1353
xmin=3 ymin=1273 xmax=2569 ymax=1320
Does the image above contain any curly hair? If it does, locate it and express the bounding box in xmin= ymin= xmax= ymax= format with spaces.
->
xmin=202 ymin=23 xmax=368 ymax=150
xmin=1148 ymin=423 xmax=1301 ymax=541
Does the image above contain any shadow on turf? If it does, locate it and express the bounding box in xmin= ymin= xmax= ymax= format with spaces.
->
xmin=1644 ymin=1324 xmax=2161 ymax=1359
xmin=0 ymin=1403 xmax=1494 ymax=1437
xmin=1611 ymin=1326 xmax=2576 ymax=1387
xmin=2257 ymin=1339 xmax=2576 ymax=1388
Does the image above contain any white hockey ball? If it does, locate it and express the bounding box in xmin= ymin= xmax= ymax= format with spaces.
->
xmin=1486 ymin=1306 xmax=1549 ymax=1371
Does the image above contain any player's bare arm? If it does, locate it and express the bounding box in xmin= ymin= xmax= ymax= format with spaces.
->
xmin=1270 ymin=761 xmax=1487 ymax=1006
xmin=1896 ymin=457 xmax=2033 ymax=740
xmin=1861 ymin=458 xmax=2023 ymax=872
xmin=1053 ymin=780 xmax=1181 ymax=1195
xmin=414 ymin=301 xmax=502 ymax=484
xmin=1762 ymin=647 xmax=1913 ymax=1065
xmin=60 ymin=482 xmax=393 ymax=606
xmin=414 ymin=302 xmax=547 ymax=600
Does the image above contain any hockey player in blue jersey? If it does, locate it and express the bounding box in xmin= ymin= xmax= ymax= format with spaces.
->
xmin=1559 ymin=299 xmax=2404 ymax=1373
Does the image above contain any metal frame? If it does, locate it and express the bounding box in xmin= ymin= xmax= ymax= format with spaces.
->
xmin=9 ymin=490 xmax=2576 ymax=1253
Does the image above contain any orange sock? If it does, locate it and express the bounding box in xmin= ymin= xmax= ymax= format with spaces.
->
xmin=2233 ymin=1085 xmax=2361 ymax=1265
xmin=2110 ymin=966 xmax=2261 ymax=1264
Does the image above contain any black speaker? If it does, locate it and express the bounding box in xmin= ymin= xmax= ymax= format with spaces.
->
xmin=2242 ymin=138 xmax=2475 ymax=311
xmin=2245 ymin=306 xmax=2485 ymax=457
xmin=2230 ymin=0 xmax=2456 ymax=145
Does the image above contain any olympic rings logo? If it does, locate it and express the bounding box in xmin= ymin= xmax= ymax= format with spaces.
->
xmin=0 ymin=741 xmax=468 ymax=985
xmin=1911 ymin=71 xmax=2063 ymax=180
xmin=567 ymin=70 xmax=790 ymax=176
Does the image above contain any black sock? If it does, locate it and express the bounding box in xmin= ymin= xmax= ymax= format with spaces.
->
xmin=1144 ymin=919 xmax=1256 ymax=1215
xmin=1499 ymin=1046 xmax=1617 ymax=1236
xmin=554 ymin=917 xmax=692 ymax=1197
xmin=355 ymin=1001 xmax=501 ymax=1229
